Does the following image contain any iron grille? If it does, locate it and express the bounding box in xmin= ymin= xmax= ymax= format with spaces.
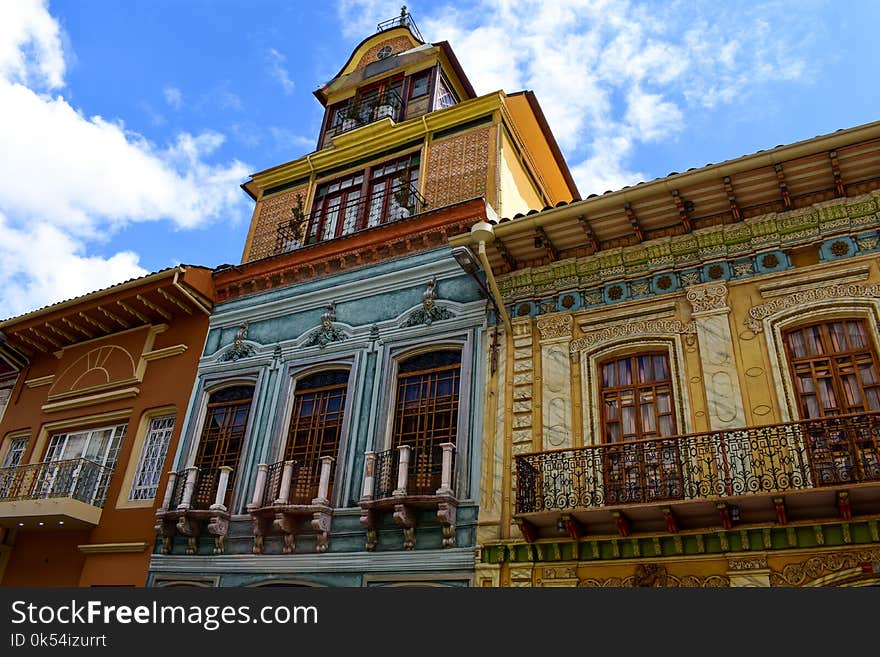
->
xmin=515 ymin=411 xmax=880 ymax=514
xmin=373 ymin=449 xmax=396 ymax=499
xmin=0 ymin=458 xmax=113 ymax=507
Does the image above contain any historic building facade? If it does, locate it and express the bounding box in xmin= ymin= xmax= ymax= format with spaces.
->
xmin=147 ymin=12 xmax=575 ymax=587
xmin=0 ymin=266 xmax=215 ymax=585
xmin=450 ymin=120 xmax=880 ymax=587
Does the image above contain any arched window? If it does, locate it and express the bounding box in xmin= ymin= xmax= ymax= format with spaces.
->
xmin=598 ymin=352 xmax=681 ymax=503
xmin=783 ymin=319 xmax=880 ymax=485
xmin=391 ymin=350 xmax=461 ymax=495
xmin=783 ymin=319 xmax=880 ymax=418
xmin=283 ymin=370 xmax=348 ymax=504
xmin=192 ymin=385 xmax=254 ymax=508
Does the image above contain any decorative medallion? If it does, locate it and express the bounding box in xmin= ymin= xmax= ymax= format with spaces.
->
xmin=830 ymin=240 xmax=850 ymax=256
xmin=761 ymin=253 xmax=780 ymax=268
xmin=707 ymin=264 xmax=725 ymax=279
xmin=403 ymin=277 xmax=454 ymax=326
xmin=517 ymin=303 xmax=531 ymax=317
xmin=561 ymin=294 xmax=576 ymax=309
xmin=304 ymin=302 xmax=346 ymax=348
xmin=219 ymin=322 xmax=257 ymax=361
xmin=607 ymin=285 xmax=623 ymax=300
xmin=656 ymin=275 xmax=673 ymax=290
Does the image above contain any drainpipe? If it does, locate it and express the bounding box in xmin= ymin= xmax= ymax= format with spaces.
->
xmin=469 ymin=215 xmax=511 ymax=333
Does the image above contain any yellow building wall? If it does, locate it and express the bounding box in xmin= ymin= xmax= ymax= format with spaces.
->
xmin=476 ymin=192 xmax=880 ymax=587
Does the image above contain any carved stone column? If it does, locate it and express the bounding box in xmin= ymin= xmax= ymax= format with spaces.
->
xmin=685 ymin=282 xmax=746 ymax=430
xmin=536 ymin=313 xmax=574 ymax=451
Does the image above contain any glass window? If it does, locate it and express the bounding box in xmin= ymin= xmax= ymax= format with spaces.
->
xmin=391 ymin=350 xmax=461 ymax=495
xmin=2 ymin=437 xmax=27 ymax=468
xmin=282 ymin=371 xmax=348 ymax=504
xmin=192 ymin=386 xmax=254 ymax=509
xmin=409 ymin=71 xmax=430 ymax=99
xmin=599 ymin=352 xmax=681 ymax=503
xmin=129 ymin=415 xmax=176 ymax=501
xmin=784 ymin=319 xmax=880 ymax=418
xmin=435 ymin=77 xmax=457 ymax=110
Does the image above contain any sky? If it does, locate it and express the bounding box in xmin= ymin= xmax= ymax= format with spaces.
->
xmin=0 ymin=0 xmax=878 ymax=318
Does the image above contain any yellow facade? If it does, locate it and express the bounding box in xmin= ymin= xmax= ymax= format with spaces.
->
xmin=452 ymin=123 xmax=880 ymax=587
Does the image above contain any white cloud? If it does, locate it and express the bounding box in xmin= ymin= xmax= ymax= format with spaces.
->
xmin=268 ymin=127 xmax=314 ymax=153
xmin=163 ymin=85 xmax=183 ymax=109
xmin=359 ymin=0 xmax=815 ymax=197
xmin=0 ymin=0 xmax=251 ymax=316
xmin=267 ymin=48 xmax=295 ymax=95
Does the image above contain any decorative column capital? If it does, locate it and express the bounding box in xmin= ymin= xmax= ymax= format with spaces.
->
xmin=686 ymin=282 xmax=730 ymax=316
xmin=536 ymin=313 xmax=573 ymax=341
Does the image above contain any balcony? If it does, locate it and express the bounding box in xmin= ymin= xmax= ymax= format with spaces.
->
xmin=0 ymin=458 xmax=113 ymax=529
xmin=325 ymin=88 xmax=405 ymax=144
xmin=358 ymin=443 xmax=457 ymax=550
xmin=514 ymin=412 xmax=880 ymax=541
xmin=246 ymin=457 xmax=335 ymax=554
xmin=154 ymin=465 xmax=234 ymax=555
xmin=275 ymin=180 xmax=427 ymax=255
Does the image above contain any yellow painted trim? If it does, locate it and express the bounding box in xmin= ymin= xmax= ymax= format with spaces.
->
xmin=0 ymin=498 xmax=102 ymax=526
xmin=24 ymin=375 xmax=54 ymax=388
xmin=115 ymin=405 xmax=177 ymax=510
xmin=336 ymin=26 xmax=420 ymax=79
xmin=41 ymin=387 xmax=140 ymax=414
xmin=250 ymin=93 xmax=504 ymax=190
xmin=77 ymin=541 xmax=149 ymax=554
xmin=47 ymin=377 xmax=140 ymax=402
xmin=141 ymin=345 xmax=188 ymax=362
xmin=27 ymin=409 xmax=132 ymax=465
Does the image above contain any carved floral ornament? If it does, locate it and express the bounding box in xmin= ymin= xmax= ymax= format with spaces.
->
xmin=569 ymin=319 xmax=697 ymax=353
xmin=402 ymin=277 xmax=454 ymax=326
xmin=745 ymin=283 xmax=880 ymax=334
xmin=536 ymin=313 xmax=573 ymax=340
xmin=304 ymin=302 xmax=346 ymax=348
xmin=578 ymin=564 xmax=729 ymax=588
xmin=219 ymin=322 xmax=257 ymax=361
xmin=769 ymin=548 xmax=880 ymax=587
xmin=685 ymin=282 xmax=729 ymax=315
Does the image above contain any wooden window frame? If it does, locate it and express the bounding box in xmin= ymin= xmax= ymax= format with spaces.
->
xmin=783 ymin=318 xmax=880 ymax=419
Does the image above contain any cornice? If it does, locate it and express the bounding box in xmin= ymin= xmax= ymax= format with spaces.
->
xmin=249 ymin=94 xmax=503 ymax=192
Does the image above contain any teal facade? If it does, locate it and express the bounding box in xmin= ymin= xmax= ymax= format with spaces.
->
xmin=148 ymin=247 xmax=487 ymax=587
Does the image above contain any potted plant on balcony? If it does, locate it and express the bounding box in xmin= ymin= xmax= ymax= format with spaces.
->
xmin=375 ymin=91 xmax=396 ymax=121
xmin=341 ymin=99 xmax=361 ymax=132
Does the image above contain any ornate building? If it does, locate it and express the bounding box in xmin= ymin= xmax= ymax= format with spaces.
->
xmin=0 ymin=266 xmax=215 ymax=585
xmin=147 ymin=11 xmax=575 ymax=587
xmin=449 ymin=120 xmax=880 ymax=587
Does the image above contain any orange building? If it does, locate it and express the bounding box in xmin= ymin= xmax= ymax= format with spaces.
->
xmin=0 ymin=266 xmax=214 ymax=586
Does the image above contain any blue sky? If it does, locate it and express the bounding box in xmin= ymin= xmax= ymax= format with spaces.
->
xmin=1 ymin=0 xmax=878 ymax=317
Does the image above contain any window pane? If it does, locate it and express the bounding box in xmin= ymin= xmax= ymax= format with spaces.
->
xmin=130 ymin=415 xmax=175 ymax=501
xmin=787 ymin=330 xmax=807 ymax=358
xmin=618 ymin=359 xmax=632 ymax=386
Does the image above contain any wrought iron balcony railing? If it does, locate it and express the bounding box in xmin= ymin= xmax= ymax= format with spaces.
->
xmin=248 ymin=457 xmax=335 ymax=509
xmin=376 ymin=10 xmax=423 ymax=40
xmin=515 ymin=412 xmax=880 ymax=514
xmin=0 ymin=458 xmax=113 ymax=508
xmin=324 ymin=88 xmax=405 ymax=144
xmin=362 ymin=444 xmax=455 ymax=500
xmin=276 ymin=180 xmax=427 ymax=254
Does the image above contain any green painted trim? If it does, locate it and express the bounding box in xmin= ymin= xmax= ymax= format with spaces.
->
xmin=497 ymin=194 xmax=880 ymax=304
xmin=480 ymin=518 xmax=880 ymax=564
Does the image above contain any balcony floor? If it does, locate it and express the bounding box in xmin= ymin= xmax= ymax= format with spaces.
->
xmin=0 ymin=497 xmax=102 ymax=530
xmin=515 ymin=481 xmax=880 ymax=540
